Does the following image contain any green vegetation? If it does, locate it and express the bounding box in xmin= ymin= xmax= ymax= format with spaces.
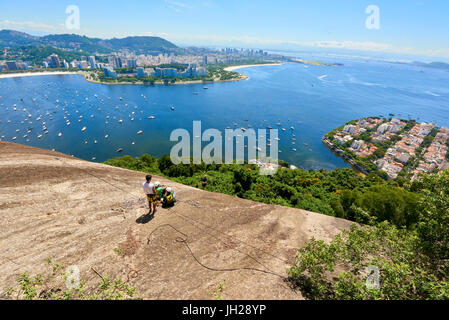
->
xmin=207 ymin=59 xmax=276 ymax=81
xmin=105 ymin=154 xmax=420 ymax=228
xmin=3 ymin=260 xmax=139 ymax=300
xmin=114 ymin=67 xmax=137 ymax=74
xmin=105 ymin=153 xmax=449 ymax=299
xmin=114 ymin=248 xmax=124 ymax=256
xmin=154 ymin=63 xmax=188 ymax=71
xmin=2 ymin=45 xmax=86 ymax=66
xmin=94 ymin=61 xmax=267 ymax=84
xmin=212 ymin=280 xmax=226 ymax=300
xmin=288 ymin=171 xmax=449 ymax=300
xmin=0 ymin=30 xmax=179 ymax=54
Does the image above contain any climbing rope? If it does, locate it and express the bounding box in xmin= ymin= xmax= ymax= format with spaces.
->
xmin=59 ymin=158 xmax=295 ymax=285
xmin=147 ymin=223 xmax=287 ymax=280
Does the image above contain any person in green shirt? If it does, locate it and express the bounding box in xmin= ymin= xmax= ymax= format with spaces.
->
xmin=154 ymin=181 xmax=165 ymax=200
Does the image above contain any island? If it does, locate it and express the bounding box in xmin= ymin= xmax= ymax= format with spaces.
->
xmin=323 ymin=117 xmax=449 ymax=180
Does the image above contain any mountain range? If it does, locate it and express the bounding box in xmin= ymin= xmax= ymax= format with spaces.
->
xmin=412 ymin=61 xmax=449 ymax=70
xmin=0 ymin=29 xmax=179 ymax=54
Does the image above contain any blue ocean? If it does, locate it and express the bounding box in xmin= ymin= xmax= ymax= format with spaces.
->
xmin=1 ymin=57 xmax=449 ymax=170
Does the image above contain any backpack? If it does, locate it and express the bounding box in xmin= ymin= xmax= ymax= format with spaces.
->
xmin=163 ymin=194 xmax=175 ymax=208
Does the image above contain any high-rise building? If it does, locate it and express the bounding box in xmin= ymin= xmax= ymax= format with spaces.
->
xmin=78 ymin=61 xmax=89 ymax=69
xmin=114 ymin=57 xmax=123 ymax=68
xmin=103 ymin=67 xmax=117 ymax=79
xmin=197 ymin=67 xmax=207 ymax=77
xmin=203 ymin=55 xmax=208 ymax=66
xmin=88 ymin=56 xmax=97 ymax=69
xmin=108 ymin=56 xmax=116 ymax=68
xmin=127 ymin=59 xmax=137 ymax=68
xmin=6 ymin=61 xmax=18 ymax=70
xmin=49 ymin=54 xmax=61 ymax=68
xmin=137 ymin=67 xmax=148 ymax=77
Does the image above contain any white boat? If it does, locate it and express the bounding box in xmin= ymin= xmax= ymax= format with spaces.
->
xmin=318 ymin=75 xmax=328 ymax=80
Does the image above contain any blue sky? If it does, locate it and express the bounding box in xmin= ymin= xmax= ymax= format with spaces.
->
xmin=1 ymin=0 xmax=448 ymax=59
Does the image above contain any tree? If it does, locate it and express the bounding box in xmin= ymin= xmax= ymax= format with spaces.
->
xmin=288 ymin=170 xmax=449 ymax=300
xmin=158 ymin=155 xmax=174 ymax=174
xmin=412 ymin=171 xmax=449 ymax=276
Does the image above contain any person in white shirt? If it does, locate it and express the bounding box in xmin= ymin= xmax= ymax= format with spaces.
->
xmin=142 ymin=175 xmax=157 ymax=215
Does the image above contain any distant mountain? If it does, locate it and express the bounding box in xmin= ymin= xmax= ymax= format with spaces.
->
xmin=413 ymin=61 xmax=449 ymax=70
xmin=40 ymin=34 xmax=110 ymax=54
xmin=0 ymin=29 xmax=179 ymax=54
xmin=100 ymin=36 xmax=178 ymax=53
xmin=0 ymin=30 xmax=41 ymax=47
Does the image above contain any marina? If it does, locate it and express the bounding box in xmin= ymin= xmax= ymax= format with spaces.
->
xmin=1 ymin=60 xmax=449 ymax=169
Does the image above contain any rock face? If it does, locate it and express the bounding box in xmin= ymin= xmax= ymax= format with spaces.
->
xmin=0 ymin=141 xmax=352 ymax=300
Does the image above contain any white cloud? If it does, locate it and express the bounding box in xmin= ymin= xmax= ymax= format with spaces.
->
xmin=1 ymin=19 xmax=448 ymax=59
xmin=0 ymin=20 xmax=66 ymax=33
xmin=166 ymin=33 xmax=449 ymax=58
xmin=164 ymin=0 xmax=191 ymax=13
xmin=312 ymin=40 xmax=393 ymax=52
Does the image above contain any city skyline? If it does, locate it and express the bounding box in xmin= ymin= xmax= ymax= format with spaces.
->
xmin=0 ymin=0 xmax=449 ymax=60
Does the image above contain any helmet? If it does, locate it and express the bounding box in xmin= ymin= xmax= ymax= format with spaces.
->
xmin=166 ymin=187 xmax=172 ymax=192
xmin=155 ymin=181 xmax=161 ymax=187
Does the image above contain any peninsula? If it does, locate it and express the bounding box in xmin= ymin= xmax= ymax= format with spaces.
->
xmin=0 ymin=61 xmax=283 ymax=86
xmin=323 ymin=117 xmax=449 ymax=180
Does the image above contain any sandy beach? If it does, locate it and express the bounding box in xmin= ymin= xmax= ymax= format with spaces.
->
xmin=224 ymin=63 xmax=283 ymax=72
xmin=0 ymin=71 xmax=79 ymax=79
xmin=0 ymin=67 xmax=252 ymax=85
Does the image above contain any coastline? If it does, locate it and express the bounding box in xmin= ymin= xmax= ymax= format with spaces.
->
xmin=322 ymin=137 xmax=368 ymax=177
xmin=223 ymin=63 xmax=283 ymax=72
xmin=0 ymin=71 xmax=79 ymax=79
xmin=0 ymin=62 xmax=282 ymax=85
xmin=81 ymin=73 xmax=249 ymax=86
xmin=0 ymin=70 xmax=249 ymax=86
